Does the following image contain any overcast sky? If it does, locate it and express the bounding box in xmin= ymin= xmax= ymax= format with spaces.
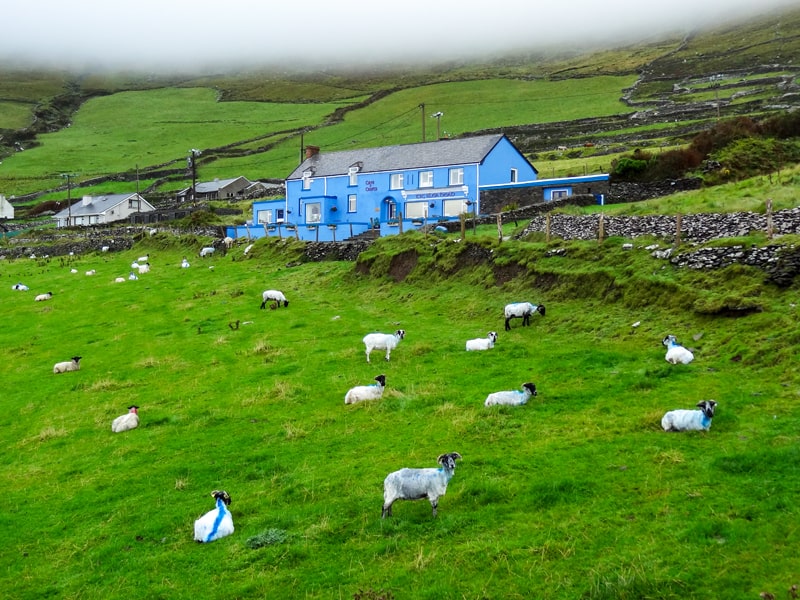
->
xmin=3 ymin=0 xmax=797 ymax=72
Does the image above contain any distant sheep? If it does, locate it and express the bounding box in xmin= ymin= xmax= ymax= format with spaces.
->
xmin=101 ymin=246 xmax=110 ymax=252
xmin=53 ymin=355 xmax=81 ymax=374
xmin=382 ymin=452 xmax=462 ymax=518
xmin=181 ymin=257 xmax=190 ymax=268
xmin=137 ymin=254 xmax=149 ymax=263
xmin=86 ymin=269 xmax=96 ymax=276
xmin=661 ymin=400 xmax=717 ymax=432
xmin=34 ymin=291 xmax=53 ymax=302
xmin=466 ymin=331 xmax=498 ymax=351
xmin=484 ymin=382 xmax=537 ymax=406
xmin=199 ymin=247 xmax=215 ymax=257
xmin=244 ymin=243 xmax=254 ymax=255
xmin=345 ymin=374 xmax=386 ymax=404
xmin=112 ymin=405 xmax=139 ymax=433
xmin=223 ymin=236 xmax=234 ymax=250
xmin=138 ymin=262 xmax=150 ymax=274
xmin=504 ymin=302 xmax=545 ymax=331
xmin=128 ymin=271 xmax=138 ymax=280
xmin=663 ymin=335 xmax=694 ymax=364
xmin=115 ymin=277 xmax=126 ymax=283
xmin=260 ymin=289 xmax=288 ymax=309
xmin=12 ymin=283 xmax=29 ymax=291
xmin=363 ymin=330 xmax=405 ymax=363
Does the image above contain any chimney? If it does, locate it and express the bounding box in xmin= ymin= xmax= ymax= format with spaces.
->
xmin=305 ymin=145 xmax=320 ymax=159
xmin=82 ymin=195 xmax=92 ymax=206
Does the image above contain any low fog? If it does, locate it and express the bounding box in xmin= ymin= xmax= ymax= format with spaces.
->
xmin=3 ymin=0 xmax=798 ymax=72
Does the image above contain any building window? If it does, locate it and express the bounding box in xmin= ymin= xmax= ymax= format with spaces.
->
xmin=510 ymin=168 xmax=518 ymax=183
xmin=443 ymin=199 xmax=468 ymax=217
xmin=419 ymin=170 xmax=434 ymax=188
xmin=257 ymin=209 xmax=273 ymax=224
xmin=128 ymin=197 xmax=140 ymax=210
xmin=302 ymin=171 xmax=312 ymax=190
xmin=276 ymin=208 xmax=285 ymax=223
xmin=348 ymin=194 xmax=357 ymax=213
xmin=390 ymin=173 xmax=404 ymax=190
xmin=449 ymin=168 xmax=464 ymax=186
xmin=405 ymin=202 xmax=428 ymax=219
xmin=551 ymin=189 xmax=569 ymax=200
xmin=305 ymin=202 xmax=321 ymax=223
xmin=348 ymin=167 xmax=359 ymax=186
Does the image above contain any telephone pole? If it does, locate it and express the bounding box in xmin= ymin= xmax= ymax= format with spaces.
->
xmin=419 ymin=103 xmax=426 ymax=142
xmin=60 ymin=173 xmax=77 ymax=227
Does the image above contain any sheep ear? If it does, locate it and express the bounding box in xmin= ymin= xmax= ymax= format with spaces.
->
xmin=450 ymin=452 xmax=462 ymax=460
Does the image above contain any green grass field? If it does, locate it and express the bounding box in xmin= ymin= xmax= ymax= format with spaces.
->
xmin=2 ymin=232 xmax=799 ymax=599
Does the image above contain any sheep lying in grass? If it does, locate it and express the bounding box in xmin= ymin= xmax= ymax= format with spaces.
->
xmin=260 ymin=289 xmax=288 ymax=309
xmin=504 ymin=302 xmax=545 ymax=331
xmin=128 ymin=271 xmax=138 ymax=281
xmin=137 ymin=254 xmax=149 ymax=263
xmin=345 ymin=374 xmax=386 ymax=404
xmin=363 ymin=330 xmax=405 ymax=363
xmin=85 ymin=269 xmax=96 ymax=276
xmin=382 ymin=452 xmax=462 ymax=518
xmin=53 ymin=356 xmax=82 ymax=374
xmin=466 ymin=331 xmax=497 ymax=351
xmin=114 ymin=277 xmax=126 ymax=283
xmin=181 ymin=257 xmax=190 ymax=268
xmin=663 ymin=335 xmax=694 ymax=364
xmin=34 ymin=291 xmax=53 ymax=302
xmin=661 ymin=400 xmax=717 ymax=432
xmin=111 ymin=405 xmax=139 ymax=432
xmin=12 ymin=283 xmax=29 ymax=291
xmin=194 ymin=490 xmax=234 ymax=543
xmin=138 ymin=262 xmax=150 ymax=274
xmin=484 ymin=382 xmax=537 ymax=407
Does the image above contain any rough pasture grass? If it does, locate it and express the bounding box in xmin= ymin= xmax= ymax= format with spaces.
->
xmin=1 ymin=234 xmax=799 ymax=599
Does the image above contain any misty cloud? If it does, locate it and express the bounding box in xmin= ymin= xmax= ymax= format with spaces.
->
xmin=3 ymin=0 xmax=798 ymax=71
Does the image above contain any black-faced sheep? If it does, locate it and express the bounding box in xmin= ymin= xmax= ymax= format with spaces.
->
xmin=111 ymin=405 xmax=139 ymax=433
xmin=345 ymin=374 xmax=386 ymax=404
xmin=504 ymin=302 xmax=545 ymax=331
xmin=661 ymin=400 xmax=717 ymax=432
xmin=663 ymin=335 xmax=694 ymax=364
xmin=363 ymin=330 xmax=405 ymax=363
xmin=35 ymin=291 xmax=53 ymax=302
xmin=466 ymin=331 xmax=497 ymax=351
xmin=260 ymin=290 xmax=288 ymax=309
xmin=53 ymin=356 xmax=82 ymax=374
xmin=194 ymin=490 xmax=234 ymax=543
xmin=484 ymin=382 xmax=537 ymax=406
xmin=382 ymin=452 xmax=462 ymax=518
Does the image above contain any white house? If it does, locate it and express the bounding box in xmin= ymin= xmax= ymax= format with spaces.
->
xmin=52 ymin=193 xmax=154 ymax=228
xmin=0 ymin=194 xmax=13 ymax=219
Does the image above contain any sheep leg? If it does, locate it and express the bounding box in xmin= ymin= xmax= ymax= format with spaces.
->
xmin=430 ymin=497 xmax=438 ymax=517
xmin=504 ymin=317 xmax=512 ymax=331
xmin=366 ymin=349 xmax=371 ymax=363
xmin=384 ymin=349 xmax=391 ymax=361
xmin=522 ymin=313 xmax=531 ymax=327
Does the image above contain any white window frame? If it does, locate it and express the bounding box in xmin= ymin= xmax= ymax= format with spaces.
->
xmin=419 ymin=170 xmax=434 ymax=188
xmin=443 ymin=199 xmax=468 ymax=217
xmin=305 ymin=202 xmax=321 ymax=223
xmin=510 ymin=168 xmax=518 ymax=183
xmin=551 ymin=189 xmax=569 ymax=200
xmin=449 ymin=168 xmax=464 ymax=186
xmin=405 ymin=202 xmax=428 ymax=219
xmin=348 ymin=167 xmax=359 ymax=186
xmin=390 ymin=173 xmax=404 ymax=190
xmin=302 ymin=171 xmax=312 ymax=190
xmin=257 ymin=209 xmax=273 ymax=224
xmin=348 ymin=194 xmax=357 ymax=213
xmin=276 ymin=208 xmax=285 ymax=223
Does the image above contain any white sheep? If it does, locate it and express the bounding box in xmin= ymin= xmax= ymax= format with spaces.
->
xmin=130 ymin=262 xmax=139 ymax=269
xmin=244 ymin=243 xmax=254 ymax=255
xmin=138 ymin=262 xmax=150 ymax=274
xmin=194 ymin=490 xmax=234 ymax=543
xmin=504 ymin=302 xmax=545 ymax=331
xmin=12 ymin=283 xmax=29 ymax=291
xmin=137 ymin=254 xmax=149 ymax=263
xmin=260 ymin=289 xmax=288 ymax=309
xmin=85 ymin=269 xmax=96 ymax=276
xmin=53 ymin=355 xmax=81 ymax=374
xmin=101 ymin=246 xmax=110 ymax=252
xmin=199 ymin=246 xmax=215 ymax=257
xmin=128 ymin=271 xmax=138 ymax=280
xmin=345 ymin=374 xmax=386 ymax=404
xmin=34 ymin=291 xmax=53 ymax=302
xmin=466 ymin=331 xmax=498 ymax=351
xmin=484 ymin=382 xmax=537 ymax=407
xmin=382 ymin=452 xmax=462 ymax=518
xmin=114 ymin=277 xmax=126 ymax=283
xmin=181 ymin=257 xmax=190 ymax=268
xmin=70 ymin=269 xmax=78 ymax=274
xmin=663 ymin=335 xmax=694 ymax=364
xmin=111 ymin=405 xmax=139 ymax=432
xmin=363 ymin=329 xmax=405 ymax=363
xmin=223 ymin=236 xmax=234 ymax=250
xmin=661 ymin=400 xmax=717 ymax=432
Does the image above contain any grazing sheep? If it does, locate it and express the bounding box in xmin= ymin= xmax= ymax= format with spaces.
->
xmin=111 ymin=405 xmax=139 ymax=433
xmin=53 ymin=355 xmax=81 ymax=374
xmin=223 ymin=236 xmax=234 ymax=250
xmin=34 ymin=291 xmax=53 ymax=302
xmin=663 ymin=335 xmax=694 ymax=364
xmin=194 ymin=490 xmax=234 ymax=543
xmin=484 ymin=382 xmax=537 ymax=407
xmin=466 ymin=331 xmax=498 ymax=351
xmin=12 ymin=283 xmax=29 ymax=291
xmin=181 ymin=257 xmax=190 ymax=268
xmin=138 ymin=262 xmax=150 ymax=274
xmin=504 ymin=302 xmax=545 ymax=331
xmin=382 ymin=452 xmax=462 ymax=518
xmin=70 ymin=269 xmax=78 ymax=274
xmin=661 ymin=400 xmax=717 ymax=432
xmin=260 ymin=289 xmax=288 ymax=309
xmin=345 ymin=374 xmax=386 ymax=404
xmin=199 ymin=246 xmax=215 ymax=258
xmin=363 ymin=330 xmax=405 ymax=363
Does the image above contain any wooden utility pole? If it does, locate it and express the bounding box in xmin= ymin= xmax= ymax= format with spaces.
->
xmin=419 ymin=104 xmax=425 ymax=142
xmin=497 ymin=213 xmax=503 ymax=243
xmin=674 ymin=213 xmax=682 ymax=248
xmin=766 ymin=198 xmax=774 ymax=240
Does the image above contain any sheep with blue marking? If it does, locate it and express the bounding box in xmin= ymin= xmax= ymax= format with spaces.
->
xmin=363 ymin=329 xmax=405 ymax=363
xmin=12 ymin=283 xmax=29 ymax=291
xmin=194 ymin=490 xmax=234 ymax=543
xmin=484 ymin=382 xmax=537 ymax=406
xmin=663 ymin=334 xmax=694 ymax=364
xmin=504 ymin=302 xmax=545 ymax=331
xmin=466 ymin=331 xmax=498 ymax=351
xmin=345 ymin=374 xmax=386 ymax=404
xmin=661 ymin=400 xmax=717 ymax=432
xmin=382 ymin=452 xmax=462 ymax=518
xmin=260 ymin=289 xmax=288 ymax=309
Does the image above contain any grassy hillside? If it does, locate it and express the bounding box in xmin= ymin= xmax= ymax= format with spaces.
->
xmin=2 ymin=232 xmax=799 ymax=599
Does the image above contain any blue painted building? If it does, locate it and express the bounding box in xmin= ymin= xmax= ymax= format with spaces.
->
xmin=227 ymin=133 xmax=608 ymax=241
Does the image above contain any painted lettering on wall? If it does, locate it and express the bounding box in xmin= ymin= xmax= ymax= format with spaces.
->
xmin=365 ymin=179 xmax=378 ymax=192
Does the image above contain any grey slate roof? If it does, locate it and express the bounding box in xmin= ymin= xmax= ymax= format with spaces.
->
xmin=195 ymin=177 xmax=244 ymax=193
xmin=52 ymin=193 xmax=145 ymax=218
xmin=287 ymin=133 xmax=507 ymax=180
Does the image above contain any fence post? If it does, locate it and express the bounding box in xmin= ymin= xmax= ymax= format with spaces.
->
xmin=766 ymin=198 xmax=773 ymax=240
xmin=674 ymin=213 xmax=682 ymax=248
xmin=546 ymin=213 xmax=551 ymax=243
xmin=398 ymin=211 xmax=403 ymax=234
xmin=598 ymin=214 xmax=605 ymax=245
xmin=460 ymin=214 xmax=466 ymax=240
xmin=497 ymin=213 xmax=503 ymax=243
